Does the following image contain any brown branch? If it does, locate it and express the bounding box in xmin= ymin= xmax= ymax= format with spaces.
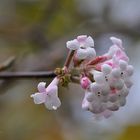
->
xmin=0 ymin=71 xmax=56 ymax=79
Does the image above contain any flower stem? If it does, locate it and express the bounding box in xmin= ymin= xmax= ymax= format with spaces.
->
xmin=64 ymin=50 xmax=75 ymax=68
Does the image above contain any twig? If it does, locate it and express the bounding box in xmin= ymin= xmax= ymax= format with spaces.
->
xmin=0 ymin=56 xmax=15 ymax=71
xmin=0 ymin=71 xmax=56 ymax=79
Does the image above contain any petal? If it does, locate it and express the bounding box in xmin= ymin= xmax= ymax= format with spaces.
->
xmin=122 ymin=86 xmax=129 ymax=97
xmin=107 ymin=45 xmax=119 ymax=58
xmin=37 ymin=82 xmax=46 ymax=93
xmin=66 ymin=39 xmax=80 ymax=50
xmin=90 ymin=82 xmax=101 ymax=93
xmin=111 ymin=68 xmax=121 ymax=79
xmin=76 ymin=48 xmax=88 ymax=59
xmin=116 ymin=49 xmax=129 ymax=62
xmin=102 ymin=110 xmax=112 ymax=118
xmin=109 ymin=94 xmax=118 ymax=103
xmin=119 ymin=97 xmax=126 ymax=106
xmin=86 ymin=48 xmax=96 ymax=59
xmin=86 ymin=36 xmax=94 ymax=47
xmin=100 ymin=95 xmax=108 ymax=102
xmin=101 ymin=64 xmax=112 ymax=75
xmin=77 ymin=35 xmax=87 ymax=43
xmin=110 ymin=37 xmax=123 ymax=49
xmin=52 ymin=97 xmax=61 ymax=109
xmin=107 ymin=104 xmax=119 ymax=111
xmin=119 ymin=60 xmax=128 ymax=71
xmin=101 ymin=85 xmax=110 ymax=96
xmin=85 ymin=91 xmax=96 ymax=102
xmin=30 ymin=92 xmax=46 ymax=104
xmin=82 ymin=98 xmax=90 ymax=110
xmin=44 ymin=98 xmax=54 ymax=110
xmin=126 ymin=65 xmax=134 ymax=76
xmin=90 ymin=102 xmax=105 ymax=114
xmin=44 ymin=85 xmax=61 ymax=110
xmin=115 ymin=79 xmax=124 ymax=90
xmin=44 ymin=95 xmax=61 ymax=110
xmin=93 ymin=71 xmax=105 ymax=84
xmin=124 ymin=78 xmax=133 ymax=88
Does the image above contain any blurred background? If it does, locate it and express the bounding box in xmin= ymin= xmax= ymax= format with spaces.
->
xmin=0 ymin=0 xmax=139 ymax=140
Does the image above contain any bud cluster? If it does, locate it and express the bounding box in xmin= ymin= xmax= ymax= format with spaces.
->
xmin=31 ymin=35 xmax=134 ymax=119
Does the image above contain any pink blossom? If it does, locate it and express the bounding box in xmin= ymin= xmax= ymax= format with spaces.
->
xmin=31 ymin=77 xmax=61 ymax=110
xmin=66 ymin=35 xmax=96 ymax=60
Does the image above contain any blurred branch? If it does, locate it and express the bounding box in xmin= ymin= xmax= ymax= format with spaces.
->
xmin=0 ymin=56 xmax=15 ymax=71
xmin=0 ymin=71 xmax=56 ymax=79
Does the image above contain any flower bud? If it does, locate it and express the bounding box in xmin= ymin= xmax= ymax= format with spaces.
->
xmin=119 ymin=60 xmax=128 ymax=70
xmin=126 ymin=65 xmax=134 ymax=76
xmin=111 ymin=68 xmax=121 ymax=79
xmin=101 ymin=64 xmax=112 ymax=75
xmin=80 ymin=77 xmax=91 ymax=89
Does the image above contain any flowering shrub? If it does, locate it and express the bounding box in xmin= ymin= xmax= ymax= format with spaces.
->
xmin=31 ymin=35 xmax=134 ymax=118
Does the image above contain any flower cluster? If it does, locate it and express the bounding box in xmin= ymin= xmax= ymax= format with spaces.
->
xmin=81 ymin=37 xmax=133 ymax=118
xmin=31 ymin=35 xmax=134 ymax=118
xmin=66 ymin=35 xmax=96 ymax=60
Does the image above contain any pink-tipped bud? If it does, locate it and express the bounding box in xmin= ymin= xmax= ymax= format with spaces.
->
xmin=80 ymin=77 xmax=91 ymax=89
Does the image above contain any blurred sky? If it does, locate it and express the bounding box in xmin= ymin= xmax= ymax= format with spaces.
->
xmin=0 ymin=0 xmax=140 ymax=140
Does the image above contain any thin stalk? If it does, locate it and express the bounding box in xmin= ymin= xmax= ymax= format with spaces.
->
xmin=64 ymin=50 xmax=75 ymax=68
